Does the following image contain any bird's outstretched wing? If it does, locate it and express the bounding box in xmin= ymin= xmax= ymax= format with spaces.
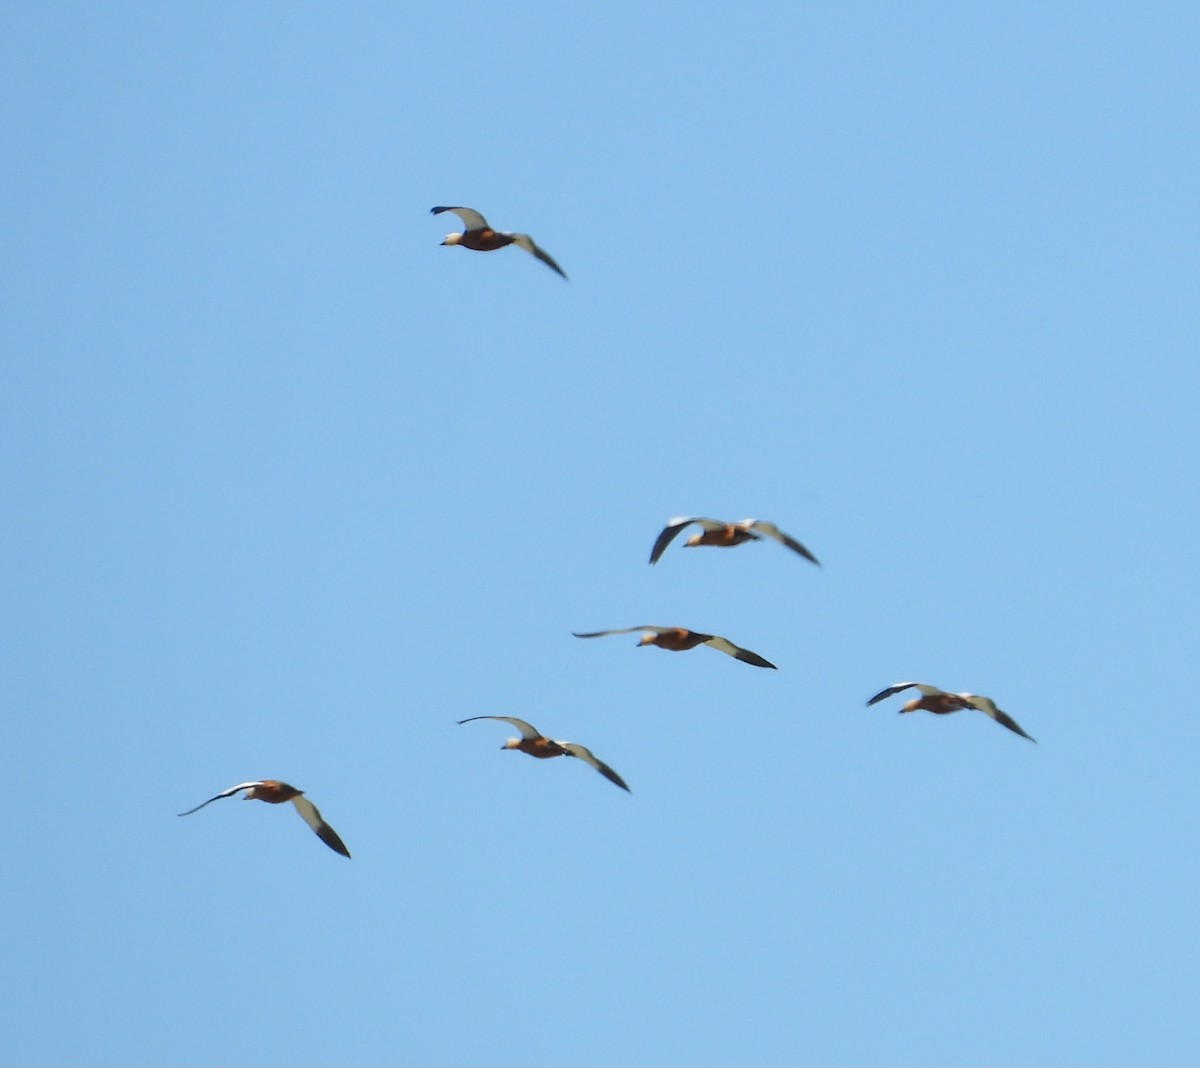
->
xmin=457 ymin=715 xmax=542 ymax=739
xmin=648 ymin=516 xmax=724 ymax=563
xmin=559 ymin=742 xmax=631 ymax=792
xmin=743 ymin=520 xmax=820 ymax=566
xmin=702 ymin=635 xmax=777 ymax=669
xmin=510 ymin=234 xmax=567 ymax=279
xmin=865 ymin=682 xmax=944 ymax=706
xmin=960 ymin=694 xmax=1037 ymax=743
xmin=176 ymin=781 xmax=264 ymax=816
xmin=290 ymin=796 xmax=352 ymax=857
xmin=430 ymin=205 xmax=489 ymax=230
xmin=572 ymin=627 xmax=669 ymax=639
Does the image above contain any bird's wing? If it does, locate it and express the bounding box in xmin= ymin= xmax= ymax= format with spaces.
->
xmin=744 ymin=520 xmax=820 ymax=566
xmin=559 ymin=742 xmax=631 ymax=792
xmin=702 ymin=635 xmax=777 ymax=669
xmin=865 ymin=682 xmax=948 ymax=705
xmin=290 ymin=796 xmax=351 ymax=857
xmin=648 ymin=516 xmax=723 ymax=563
xmin=959 ymin=694 xmax=1037 ymax=743
xmin=572 ymin=627 xmax=668 ymax=639
xmin=457 ymin=715 xmax=542 ymax=739
xmin=176 ymin=782 xmax=264 ymax=816
xmin=509 ymin=234 xmax=567 ymax=278
xmin=648 ymin=518 xmax=695 ymax=563
xmin=430 ymin=205 xmax=489 ymax=230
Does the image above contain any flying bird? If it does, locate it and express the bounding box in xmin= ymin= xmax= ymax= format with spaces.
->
xmin=649 ymin=516 xmax=819 ymax=566
xmin=573 ymin=626 xmax=777 ymax=669
xmin=430 ymin=206 xmax=567 ymax=278
xmin=866 ymin=682 xmax=1036 ymax=742
xmin=177 ymin=780 xmax=351 ymax=856
xmin=457 ymin=715 xmax=630 ymax=792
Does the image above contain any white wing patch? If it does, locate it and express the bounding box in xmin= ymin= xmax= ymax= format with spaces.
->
xmin=290 ymin=795 xmax=324 ymax=834
xmin=703 ymin=635 xmax=740 ymax=658
xmin=432 ymin=205 xmax=489 ymax=230
xmin=458 ymin=715 xmax=542 ymax=739
xmin=176 ymin=781 xmax=264 ymax=816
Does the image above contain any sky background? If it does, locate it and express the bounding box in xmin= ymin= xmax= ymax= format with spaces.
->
xmin=3 ymin=3 xmax=1199 ymax=1066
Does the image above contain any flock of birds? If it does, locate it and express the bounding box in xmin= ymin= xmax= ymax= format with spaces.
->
xmin=177 ymin=207 xmax=1037 ymax=858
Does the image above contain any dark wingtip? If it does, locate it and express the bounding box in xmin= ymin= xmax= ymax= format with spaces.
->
xmin=737 ymin=651 xmax=777 ymax=669
xmin=605 ymin=770 xmax=632 ymax=793
xmin=318 ymin=826 xmax=352 ymax=858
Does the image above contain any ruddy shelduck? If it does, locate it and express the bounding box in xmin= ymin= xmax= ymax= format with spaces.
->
xmin=458 ymin=716 xmax=630 ymax=792
xmin=866 ymin=682 xmax=1036 ymax=742
xmin=573 ymin=626 xmax=777 ymax=669
xmin=431 ymin=206 xmax=567 ymax=278
xmin=177 ymin=780 xmax=351 ymax=856
xmin=649 ymin=516 xmax=819 ymax=566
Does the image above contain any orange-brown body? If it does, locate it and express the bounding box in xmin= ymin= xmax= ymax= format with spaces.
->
xmin=903 ymin=695 xmax=974 ymax=716
xmin=457 ymin=229 xmax=517 ymax=252
xmin=244 ymin=781 xmax=302 ymax=804
xmin=640 ymin=628 xmax=707 ymax=652
xmin=687 ymin=526 xmax=757 ymax=549
xmin=513 ymin=737 xmax=569 ymax=759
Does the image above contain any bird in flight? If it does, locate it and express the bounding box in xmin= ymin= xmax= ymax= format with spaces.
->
xmin=430 ymin=206 xmax=567 ymax=278
xmin=649 ymin=516 xmax=819 ymax=566
xmin=177 ymin=780 xmax=352 ymax=856
xmin=573 ymin=626 xmax=777 ymax=669
xmin=866 ymin=682 xmax=1036 ymax=742
xmin=458 ymin=715 xmax=630 ymax=792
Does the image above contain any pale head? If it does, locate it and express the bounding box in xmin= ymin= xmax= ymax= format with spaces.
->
xmin=501 ymin=738 xmax=521 ymax=750
xmin=441 ymin=233 xmax=462 ymax=246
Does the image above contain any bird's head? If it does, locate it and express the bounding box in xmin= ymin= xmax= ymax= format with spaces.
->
xmin=501 ymin=738 xmax=520 ymax=751
xmin=441 ymin=233 xmax=462 ymax=247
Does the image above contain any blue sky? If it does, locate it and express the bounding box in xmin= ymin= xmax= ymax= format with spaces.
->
xmin=3 ymin=3 xmax=1198 ymax=1065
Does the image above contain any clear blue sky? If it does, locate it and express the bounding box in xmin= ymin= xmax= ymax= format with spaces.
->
xmin=3 ymin=3 xmax=1198 ymax=1065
